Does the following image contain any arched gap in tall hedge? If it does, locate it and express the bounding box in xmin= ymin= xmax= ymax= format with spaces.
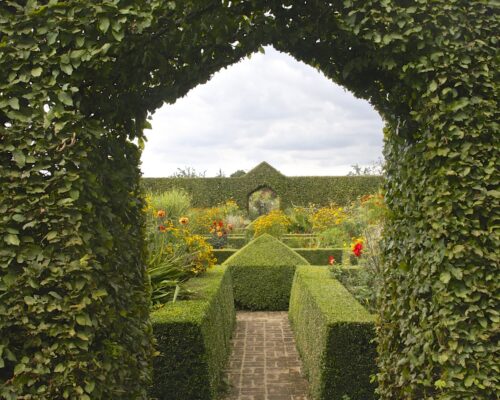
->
xmin=247 ymin=185 xmax=281 ymax=219
xmin=0 ymin=2 xmax=496 ymax=399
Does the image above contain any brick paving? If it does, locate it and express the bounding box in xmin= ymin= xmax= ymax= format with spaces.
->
xmin=222 ymin=312 xmax=309 ymax=400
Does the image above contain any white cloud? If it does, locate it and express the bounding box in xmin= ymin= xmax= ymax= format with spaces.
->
xmin=141 ymin=46 xmax=384 ymax=177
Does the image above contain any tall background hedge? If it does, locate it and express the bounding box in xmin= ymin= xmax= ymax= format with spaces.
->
xmin=142 ymin=162 xmax=382 ymax=208
xmin=1 ymin=1 xmax=496 ymax=399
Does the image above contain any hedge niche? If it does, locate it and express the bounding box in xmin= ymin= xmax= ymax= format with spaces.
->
xmin=289 ymin=266 xmax=377 ymax=400
xmin=143 ymin=162 xmax=382 ymax=209
xmin=150 ymin=267 xmax=235 ymax=400
xmin=223 ymin=234 xmax=309 ymax=310
xmin=1 ymin=1 xmax=496 ymax=398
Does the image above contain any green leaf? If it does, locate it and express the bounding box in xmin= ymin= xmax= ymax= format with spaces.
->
xmin=99 ymin=17 xmax=110 ymax=33
xmin=45 ymin=231 xmax=58 ymax=241
xmin=54 ymin=363 xmax=65 ymax=373
xmin=31 ymin=67 xmax=43 ymax=77
xmin=5 ymin=234 xmax=20 ymax=246
xmin=439 ymin=271 xmax=451 ymax=284
xmin=14 ymin=363 xmax=26 ymax=375
xmin=58 ymin=91 xmax=73 ymax=106
xmin=12 ymin=150 xmax=26 ymax=167
xmin=8 ymin=98 xmax=20 ymax=110
xmin=60 ymin=63 xmax=73 ymax=75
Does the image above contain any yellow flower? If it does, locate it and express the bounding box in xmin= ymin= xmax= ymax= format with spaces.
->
xmin=179 ymin=216 xmax=189 ymax=225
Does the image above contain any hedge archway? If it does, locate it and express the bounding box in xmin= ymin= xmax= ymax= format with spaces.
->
xmin=0 ymin=1 xmax=496 ymax=399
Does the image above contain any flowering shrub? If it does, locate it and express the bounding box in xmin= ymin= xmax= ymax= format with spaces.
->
xmin=286 ymin=205 xmax=314 ymax=233
xmin=311 ymin=204 xmax=346 ymax=232
xmin=208 ymin=220 xmax=233 ymax=249
xmin=252 ymin=210 xmax=290 ymax=239
xmin=352 ymin=238 xmax=364 ymax=258
xmin=145 ymin=202 xmax=216 ymax=305
xmin=188 ymin=199 xmax=243 ymax=234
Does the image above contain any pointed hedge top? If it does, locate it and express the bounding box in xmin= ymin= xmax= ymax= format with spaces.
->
xmin=223 ymin=234 xmax=309 ymax=267
xmin=244 ymin=162 xmax=284 ymax=178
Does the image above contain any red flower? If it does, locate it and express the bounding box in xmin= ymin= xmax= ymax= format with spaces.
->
xmin=353 ymin=242 xmax=363 ymax=257
xmin=158 ymin=225 xmax=166 ymax=232
xmin=328 ymin=255 xmax=335 ymax=265
xmin=218 ymin=220 xmax=224 ymax=228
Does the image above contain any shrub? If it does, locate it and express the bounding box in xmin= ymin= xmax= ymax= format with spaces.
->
xmin=311 ymin=205 xmax=346 ymax=232
xmin=150 ymin=267 xmax=235 ymax=400
xmin=289 ymin=266 xmax=377 ymax=400
xmin=252 ymin=209 xmax=291 ymax=239
xmin=146 ymin=208 xmax=216 ymax=304
xmin=294 ymin=248 xmax=343 ymax=265
xmin=286 ymin=205 xmax=314 ymax=233
xmin=223 ymin=234 xmax=309 ymax=310
xmin=213 ymin=249 xmax=237 ymax=264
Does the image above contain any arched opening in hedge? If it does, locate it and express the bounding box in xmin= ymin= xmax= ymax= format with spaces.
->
xmin=1 ymin=2 xmax=495 ymax=399
xmin=248 ymin=186 xmax=281 ymax=219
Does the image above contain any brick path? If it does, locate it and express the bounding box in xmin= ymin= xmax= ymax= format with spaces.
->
xmin=223 ymin=312 xmax=309 ymax=400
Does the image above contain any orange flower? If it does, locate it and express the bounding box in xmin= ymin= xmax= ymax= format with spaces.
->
xmin=158 ymin=225 xmax=166 ymax=232
xmin=179 ymin=217 xmax=189 ymax=225
xmin=217 ymin=231 xmax=223 ymax=238
xmin=157 ymin=210 xmax=166 ymax=218
xmin=227 ymin=223 xmax=233 ymax=231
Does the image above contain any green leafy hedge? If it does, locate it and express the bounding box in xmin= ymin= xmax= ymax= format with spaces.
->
xmin=223 ymin=234 xmax=309 ymax=310
xmin=294 ymin=248 xmax=343 ymax=265
xmin=289 ymin=266 xmax=377 ymax=400
xmin=150 ymin=267 xmax=235 ymax=400
xmin=213 ymin=249 xmax=237 ymax=264
xmin=142 ymin=162 xmax=382 ymax=209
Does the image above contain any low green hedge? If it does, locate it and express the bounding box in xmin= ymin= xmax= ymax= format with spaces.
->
xmin=294 ymin=248 xmax=343 ymax=265
xmin=223 ymin=234 xmax=309 ymax=310
xmin=213 ymin=249 xmax=237 ymax=264
xmin=150 ymin=267 xmax=235 ymax=400
xmin=289 ymin=266 xmax=377 ymax=400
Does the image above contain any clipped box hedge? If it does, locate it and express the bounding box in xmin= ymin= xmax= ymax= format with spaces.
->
xmin=289 ymin=266 xmax=377 ymax=400
xmin=213 ymin=248 xmax=238 ymax=264
xmin=294 ymin=248 xmax=343 ymax=265
xmin=223 ymin=234 xmax=309 ymax=310
xmin=150 ymin=267 xmax=235 ymax=400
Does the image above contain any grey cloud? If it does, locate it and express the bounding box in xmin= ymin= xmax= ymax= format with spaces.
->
xmin=141 ymin=46 xmax=383 ymax=177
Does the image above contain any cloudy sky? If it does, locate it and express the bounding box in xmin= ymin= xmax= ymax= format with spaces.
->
xmin=141 ymin=46 xmax=384 ymax=177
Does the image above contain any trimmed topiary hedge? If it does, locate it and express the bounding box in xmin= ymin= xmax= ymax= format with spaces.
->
xmin=150 ymin=267 xmax=235 ymax=400
xmin=294 ymin=248 xmax=343 ymax=265
xmin=213 ymin=249 xmax=237 ymax=264
xmin=223 ymin=234 xmax=309 ymax=310
xmin=289 ymin=266 xmax=377 ymax=400
xmin=142 ymin=162 xmax=382 ymax=209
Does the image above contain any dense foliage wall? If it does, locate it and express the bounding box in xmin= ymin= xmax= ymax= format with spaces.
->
xmin=142 ymin=163 xmax=382 ymax=208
